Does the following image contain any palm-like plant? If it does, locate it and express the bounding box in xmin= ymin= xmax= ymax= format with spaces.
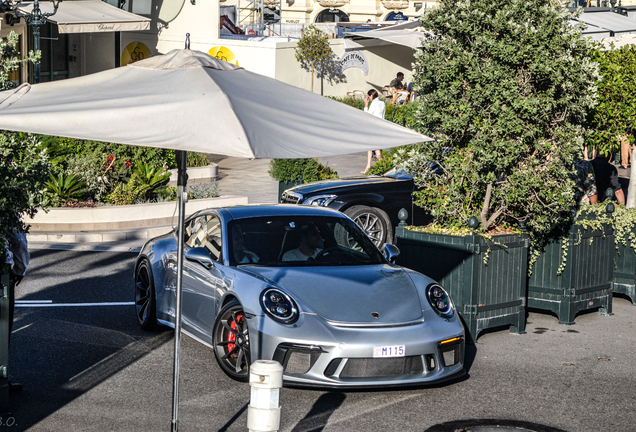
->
xmin=132 ymin=162 xmax=171 ymax=191
xmin=45 ymin=172 xmax=87 ymax=202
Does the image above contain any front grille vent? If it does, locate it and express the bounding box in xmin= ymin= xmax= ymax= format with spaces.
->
xmin=281 ymin=191 xmax=301 ymax=204
xmin=339 ymin=356 xmax=424 ymax=378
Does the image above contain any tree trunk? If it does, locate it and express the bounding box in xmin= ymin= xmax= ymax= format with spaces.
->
xmin=311 ymin=61 xmax=314 ymax=93
xmin=627 ymin=144 xmax=636 ymax=208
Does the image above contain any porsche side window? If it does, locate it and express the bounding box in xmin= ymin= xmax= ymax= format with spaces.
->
xmin=185 ymin=216 xmax=206 ymax=248
xmin=204 ymin=215 xmax=222 ymax=261
xmin=185 ymin=215 xmax=222 ymax=261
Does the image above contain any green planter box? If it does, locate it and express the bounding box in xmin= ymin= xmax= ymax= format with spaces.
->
xmin=278 ymin=180 xmax=302 ymax=203
xmin=612 ymin=231 xmax=636 ymax=306
xmin=528 ymin=224 xmax=614 ymax=324
xmin=0 ymin=269 xmax=10 ymax=411
xmin=395 ymin=225 xmax=528 ymax=343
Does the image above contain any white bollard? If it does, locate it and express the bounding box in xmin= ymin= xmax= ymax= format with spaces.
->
xmin=247 ymin=360 xmax=284 ymax=432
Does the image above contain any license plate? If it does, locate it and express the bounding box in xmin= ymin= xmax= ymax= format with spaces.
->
xmin=373 ymin=345 xmax=405 ymax=358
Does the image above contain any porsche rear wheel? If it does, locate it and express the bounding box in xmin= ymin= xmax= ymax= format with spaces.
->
xmin=135 ymin=259 xmax=158 ymax=330
xmin=344 ymin=205 xmax=393 ymax=248
xmin=212 ymin=300 xmax=250 ymax=382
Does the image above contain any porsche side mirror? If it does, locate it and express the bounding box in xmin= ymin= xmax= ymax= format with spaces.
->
xmin=185 ymin=247 xmax=214 ymax=269
xmin=383 ymin=243 xmax=400 ymax=263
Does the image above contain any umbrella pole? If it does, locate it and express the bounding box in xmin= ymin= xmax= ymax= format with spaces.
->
xmin=171 ymin=150 xmax=188 ymax=432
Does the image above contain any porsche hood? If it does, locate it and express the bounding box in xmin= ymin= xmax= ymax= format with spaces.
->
xmin=242 ymin=265 xmax=423 ymax=324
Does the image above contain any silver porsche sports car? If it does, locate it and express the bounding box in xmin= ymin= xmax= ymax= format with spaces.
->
xmin=134 ymin=205 xmax=465 ymax=388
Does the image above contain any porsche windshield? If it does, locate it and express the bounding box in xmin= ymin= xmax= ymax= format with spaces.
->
xmin=228 ymin=216 xmax=386 ymax=267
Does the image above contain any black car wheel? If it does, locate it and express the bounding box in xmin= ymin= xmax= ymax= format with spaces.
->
xmin=212 ymin=300 xmax=250 ymax=382
xmin=344 ymin=205 xmax=393 ymax=247
xmin=135 ymin=259 xmax=158 ymax=330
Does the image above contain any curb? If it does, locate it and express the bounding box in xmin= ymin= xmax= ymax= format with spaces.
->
xmin=27 ymin=225 xmax=173 ymax=244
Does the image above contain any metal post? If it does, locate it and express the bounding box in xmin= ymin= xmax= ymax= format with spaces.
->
xmin=32 ymin=24 xmax=40 ymax=83
xmin=247 ymin=360 xmax=283 ymax=432
xmin=13 ymin=0 xmax=61 ymax=84
xmin=170 ymin=150 xmax=188 ymax=432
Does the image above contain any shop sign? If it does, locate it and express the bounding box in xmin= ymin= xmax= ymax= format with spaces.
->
xmin=208 ymin=46 xmax=240 ymax=66
xmin=121 ymin=42 xmax=152 ymax=66
xmin=337 ymin=50 xmax=368 ymax=76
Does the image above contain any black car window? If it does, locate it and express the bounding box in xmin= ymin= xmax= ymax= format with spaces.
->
xmin=228 ymin=216 xmax=385 ymax=267
xmin=184 ymin=214 xmax=222 ymax=261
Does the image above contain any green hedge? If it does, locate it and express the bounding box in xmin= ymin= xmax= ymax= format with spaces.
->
xmin=268 ymin=158 xmax=338 ymax=183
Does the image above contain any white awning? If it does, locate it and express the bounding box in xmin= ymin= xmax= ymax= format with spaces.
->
xmin=344 ymin=20 xmax=431 ymax=50
xmin=570 ymin=19 xmax=611 ymax=40
xmin=575 ymin=11 xmax=636 ymax=36
xmin=16 ymin=0 xmax=150 ymax=33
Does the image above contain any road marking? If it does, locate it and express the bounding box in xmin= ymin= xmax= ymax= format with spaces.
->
xmin=11 ymin=323 xmax=34 ymax=333
xmin=15 ymin=301 xmax=135 ymax=308
xmin=15 ymin=300 xmax=53 ymax=304
xmin=29 ymin=243 xmax=141 ymax=253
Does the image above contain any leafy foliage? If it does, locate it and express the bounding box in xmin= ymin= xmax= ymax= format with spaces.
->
xmin=187 ymin=152 xmax=210 ymax=168
xmin=132 ymin=161 xmax=170 ymax=191
xmin=0 ymin=31 xmax=40 ymax=91
xmin=585 ymin=45 xmax=636 ymax=157
xmin=0 ymin=133 xmax=51 ymax=261
xmin=65 ymin=154 xmax=109 ymax=201
xmin=399 ymin=0 xmax=599 ymax=245
xmin=295 ymin=25 xmax=333 ymax=93
xmin=45 ymin=172 xmax=88 ymax=206
xmin=104 ymin=179 xmax=149 ymax=205
xmin=268 ymin=158 xmax=338 ymax=183
xmin=187 ymin=182 xmax=221 ymax=200
xmin=39 ymin=136 xmax=177 ymax=170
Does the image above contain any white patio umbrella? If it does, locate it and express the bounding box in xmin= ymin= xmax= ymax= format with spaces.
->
xmin=0 ymin=49 xmax=430 ymax=431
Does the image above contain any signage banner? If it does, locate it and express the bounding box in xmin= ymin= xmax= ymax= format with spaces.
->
xmin=208 ymin=46 xmax=240 ymax=66
xmin=337 ymin=50 xmax=369 ymax=76
xmin=121 ymin=42 xmax=152 ymax=66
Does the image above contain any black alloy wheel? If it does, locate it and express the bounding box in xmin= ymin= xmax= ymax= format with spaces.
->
xmin=213 ymin=300 xmax=250 ymax=382
xmin=135 ymin=259 xmax=158 ymax=330
xmin=344 ymin=205 xmax=392 ymax=247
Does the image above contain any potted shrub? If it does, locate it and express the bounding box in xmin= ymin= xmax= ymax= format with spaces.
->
xmin=527 ymin=205 xmax=615 ymax=325
xmin=611 ymin=206 xmax=636 ymax=305
xmin=393 ymin=0 xmax=599 ymax=341
xmin=0 ymin=132 xmax=50 ymax=407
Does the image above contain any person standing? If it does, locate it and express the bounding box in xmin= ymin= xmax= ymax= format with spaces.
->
xmin=591 ymin=152 xmax=625 ymax=204
xmin=3 ymin=228 xmax=29 ymax=392
xmin=362 ymin=89 xmax=385 ymax=174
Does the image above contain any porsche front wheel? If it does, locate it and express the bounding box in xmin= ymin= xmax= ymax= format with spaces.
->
xmin=135 ymin=259 xmax=158 ymax=330
xmin=212 ymin=300 xmax=250 ymax=382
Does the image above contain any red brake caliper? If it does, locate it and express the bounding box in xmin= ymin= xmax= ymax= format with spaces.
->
xmin=226 ymin=314 xmax=244 ymax=357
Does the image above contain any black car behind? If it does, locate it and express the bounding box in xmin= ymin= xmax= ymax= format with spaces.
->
xmin=280 ymin=168 xmax=430 ymax=246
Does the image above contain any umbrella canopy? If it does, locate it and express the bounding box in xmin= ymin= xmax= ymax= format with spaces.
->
xmin=0 ymin=49 xmax=430 ymax=432
xmin=0 ymin=49 xmax=429 ymax=158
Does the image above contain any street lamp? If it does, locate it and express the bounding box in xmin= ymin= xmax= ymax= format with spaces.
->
xmin=12 ymin=0 xmax=62 ymax=83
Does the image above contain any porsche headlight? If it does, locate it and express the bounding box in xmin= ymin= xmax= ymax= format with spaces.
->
xmin=302 ymin=194 xmax=337 ymax=207
xmin=426 ymin=283 xmax=454 ymax=319
xmin=260 ymin=288 xmax=299 ymax=324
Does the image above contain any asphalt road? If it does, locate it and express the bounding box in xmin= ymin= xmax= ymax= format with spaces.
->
xmin=4 ymin=249 xmax=636 ymax=432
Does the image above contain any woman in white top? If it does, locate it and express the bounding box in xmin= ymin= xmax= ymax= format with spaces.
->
xmin=362 ymin=89 xmax=385 ymax=174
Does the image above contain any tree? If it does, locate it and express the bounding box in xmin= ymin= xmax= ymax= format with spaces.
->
xmin=585 ymin=46 xmax=636 ymax=207
xmin=0 ymin=133 xmax=51 ymax=260
xmin=0 ymin=33 xmax=45 ymax=262
xmin=399 ymin=0 xmax=599 ymax=240
xmin=295 ymin=25 xmax=333 ymax=93
xmin=0 ymin=31 xmax=40 ymax=91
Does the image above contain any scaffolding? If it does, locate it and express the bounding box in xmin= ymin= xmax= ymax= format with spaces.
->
xmin=237 ymin=0 xmax=282 ymax=36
